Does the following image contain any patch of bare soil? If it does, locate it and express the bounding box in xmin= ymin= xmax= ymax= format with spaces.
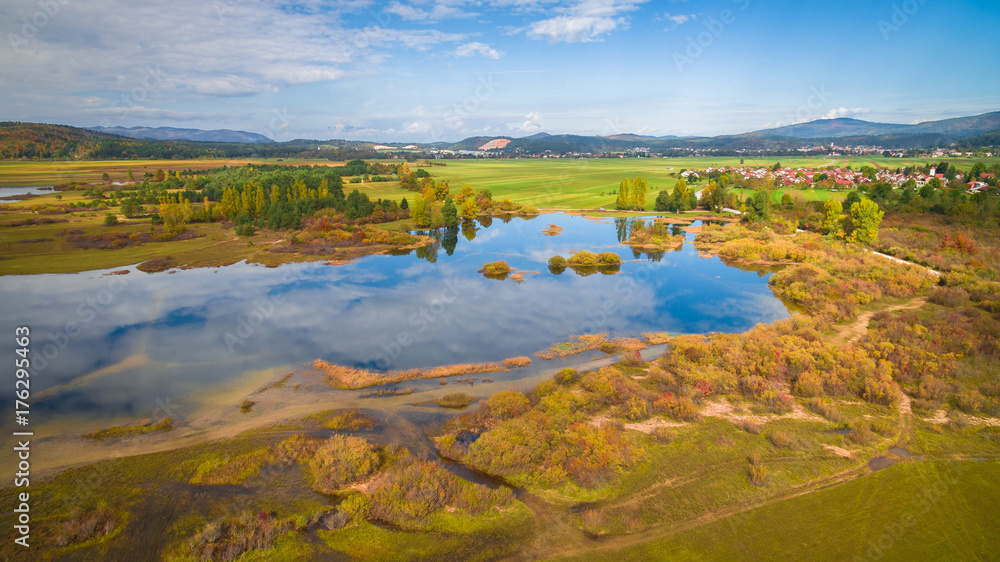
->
xmin=622 ymin=418 xmax=687 ymax=433
xmin=700 ymin=398 xmax=825 ymax=426
xmin=821 ymin=444 xmax=853 ymax=458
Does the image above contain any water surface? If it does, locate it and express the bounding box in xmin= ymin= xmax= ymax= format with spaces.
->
xmin=0 ymin=213 xmax=789 ymax=428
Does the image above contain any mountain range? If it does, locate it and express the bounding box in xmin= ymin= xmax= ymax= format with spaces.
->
xmin=2 ymin=110 xmax=999 ymax=160
xmin=89 ymin=126 xmax=273 ymax=144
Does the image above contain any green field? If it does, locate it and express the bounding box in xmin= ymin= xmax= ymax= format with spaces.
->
xmin=0 ymin=158 xmax=347 ymax=187
xmin=563 ymin=460 xmax=1000 ymax=561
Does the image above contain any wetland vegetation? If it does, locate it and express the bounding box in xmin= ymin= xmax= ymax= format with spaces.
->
xmin=2 ymin=156 xmax=999 ymax=560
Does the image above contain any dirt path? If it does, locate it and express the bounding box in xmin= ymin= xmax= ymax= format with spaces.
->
xmin=828 ymin=296 xmax=927 ymax=347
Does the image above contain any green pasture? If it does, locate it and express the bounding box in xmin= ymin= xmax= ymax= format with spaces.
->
xmin=563 ymin=460 xmax=1000 ymax=561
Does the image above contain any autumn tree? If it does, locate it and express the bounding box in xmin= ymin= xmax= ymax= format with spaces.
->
xmin=630 ymin=177 xmax=648 ymax=210
xmin=461 ymin=197 xmax=478 ymax=221
xmin=615 ymin=180 xmax=630 ymax=210
xmin=848 ymin=198 xmax=884 ymax=244
xmin=411 ymin=195 xmax=431 ymax=228
xmin=820 ymin=198 xmax=844 ymax=237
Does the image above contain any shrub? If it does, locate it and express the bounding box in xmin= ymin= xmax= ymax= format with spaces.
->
xmin=597 ymin=252 xmax=622 ymax=265
xmin=805 ymin=398 xmax=843 ymax=423
xmin=186 ymin=510 xmax=292 ymax=562
xmin=239 ymin=399 xmax=254 ymax=413
xmin=768 ymin=430 xmax=792 ymax=449
xmin=54 ymin=508 xmax=119 ymax=547
xmin=481 ymin=260 xmax=510 ymax=277
xmin=103 ymin=212 xmax=118 ymax=226
xmin=567 ymin=251 xmax=599 ymax=267
xmin=367 ymin=457 xmax=515 ymax=529
xmin=747 ymin=463 xmax=769 ymax=486
xmin=307 ymin=435 xmax=379 ymax=493
xmin=653 ymin=393 xmax=700 ymax=422
xmin=554 ymin=368 xmax=580 ymax=385
xmin=847 ymin=419 xmax=874 ymax=444
xmin=485 ymin=390 xmax=531 ymax=419
xmin=651 ymin=427 xmax=678 ymax=444
xmin=437 ymin=392 xmax=477 ymax=408
xmin=736 ymin=419 xmax=762 ymax=434
xmin=548 ymin=255 xmax=567 ymax=268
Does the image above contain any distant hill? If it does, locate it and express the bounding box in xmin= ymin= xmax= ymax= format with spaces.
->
xmin=90 ymin=126 xmax=273 ymax=144
xmin=0 ymin=122 xmax=373 ymax=160
xmin=758 ymin=111 xmax=1000 ymax=139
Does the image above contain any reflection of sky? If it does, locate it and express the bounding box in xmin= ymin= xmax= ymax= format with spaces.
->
xmin=0 ymin=214 xmax=789 ymax=421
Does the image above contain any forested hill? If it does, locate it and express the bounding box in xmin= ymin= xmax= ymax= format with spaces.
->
xmin=0 ymin=122 xmax=374 ymax=160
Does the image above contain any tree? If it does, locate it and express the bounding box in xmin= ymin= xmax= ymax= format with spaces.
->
xmin=700 ymin=180 xmax=728 ymax=213
xmin=127 ymin=167 xmax=134 ymax=182
xmin=654 ymin=190 xmax=671 ymax=212
xmin=400 ymin=197 xmax=409 ymax=210
xmin=461 ymin=198 xmax=478 ymax=221
xmin=102 ymin=172 xmax=111 ymax=183
xmin=630 ymin=177 xmax=648 ymax=210
xmin=781 ymin=193 xmax=794 ymax=209
xmin=154 ymin=168 xmax=166 ymax=182
xmin=848 ymin=199 xmax=884 ymax=245
xmin=820 ymin=198 xmax=843 ymax=237
xmin=457 ymin=184 xmax=475 ymax=203
xmin=398 ymin=162 xmax=410 ymax=176
xmin=745 ymin=189 xmax=771 ymax=222
xmin=615 ymin=180 xmax=630 ymax=210
xmin=411 ymin=195 xmax=430 ymax=228
xmin=844 ymin=190 xmax=862 ymax=208
xmin=103 ymin=212 xmax=118 ymax=226
xmin=442 ymin=196 xmax=458 ymax=227
xmin=121 ymin=197 xmax=143 ymax=218
xmin=669 ymin=180 xmax=692 ymax=213
xmin=346 ymin=190 xmax=374 ymax=220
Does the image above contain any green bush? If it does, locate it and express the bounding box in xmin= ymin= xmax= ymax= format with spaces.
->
xmin=307 ymin=435 xmax=379 ymax=493
xmin=486 ymin=390 xmax=531 ymax=419
xmin=481 ymin=260 xmax=511 ymax=277
xmin=437 ymin=393 xmax=477 ymax=408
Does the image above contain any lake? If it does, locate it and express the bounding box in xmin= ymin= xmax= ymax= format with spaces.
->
xmin=0 ymin=213 xmax=789 ymax=434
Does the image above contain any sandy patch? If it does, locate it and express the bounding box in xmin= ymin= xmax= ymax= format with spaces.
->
xmin=923 ymin=410 xmax=949 ymax=425
xmin=821 ymin=444 xmax=853 ymax=458
xmin=701 ymin=398 xmax=825 ymax=426
xmin=623 ymin=418 xmax=687 ymax=434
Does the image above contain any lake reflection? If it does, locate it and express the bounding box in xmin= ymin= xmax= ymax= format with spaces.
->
xmin=0 ymin=213 xmax=789 ymax=422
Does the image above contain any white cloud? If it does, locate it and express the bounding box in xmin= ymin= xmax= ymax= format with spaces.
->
xmin=386 ymin=1 xmax=476 ymax=21
xmin=525 ymin=0 xmax=647 ymax=43
xmin=821 ymin=107 xmax=871 ymax=120
xmin=0 ymin=0 xmax=466 ymax=107
xmin=454 ymin=42 xmax=504 ymax=59
xmin=661 ymin=12 xmax=694 ymax=30
xmin=509 ymin=111 xmax=543 ymax=132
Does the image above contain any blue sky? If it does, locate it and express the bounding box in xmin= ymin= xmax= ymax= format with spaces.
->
xmin=1 ymin=0 xmax=998 ymax=142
